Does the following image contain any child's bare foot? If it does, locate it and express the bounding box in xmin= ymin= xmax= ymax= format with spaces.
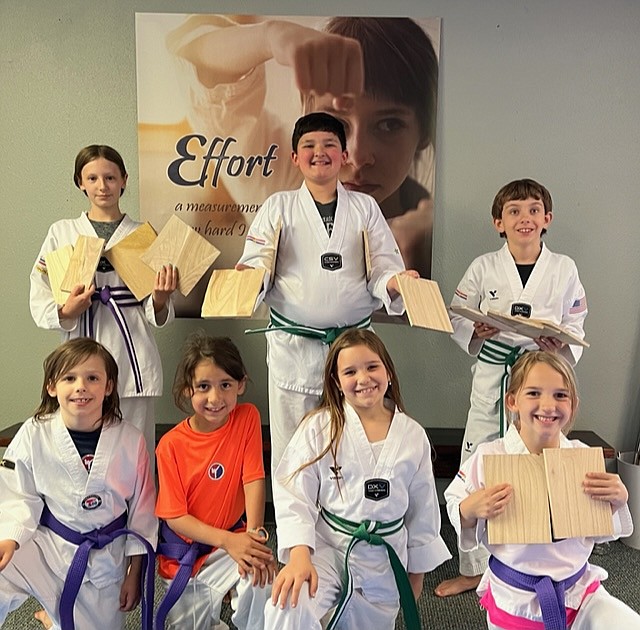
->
xmin=34 ymin=610 xmax=53 ymax=629
xmin=434 ymin=574 xmax=481 ymax=597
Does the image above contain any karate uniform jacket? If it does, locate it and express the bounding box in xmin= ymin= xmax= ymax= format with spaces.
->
xmin=273 ymin=402 xmax=451 ymax=603
xmin=30 ymin=213 xmax=174 ymax=398
xmin=0 ymin=413 xmax=158 ymax=588
xmin=238 ymin=181 xmax=405 ymax=395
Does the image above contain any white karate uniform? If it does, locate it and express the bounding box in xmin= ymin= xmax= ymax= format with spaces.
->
xmin=238 ymin=182 xmax=405 ymax=469
xmin=451 ymin=243 xmax=587 ymax=460
xmin=161 ymin=547 xmax=270 ymax=630
xmin=30 ymin=213 xmax=175 ymax=457
xmin=0 ymin=413 xmax=158 ymax=629
xmin=445 ymin=425 xmax=638 ymax=629
xmin=265 ymin=402 xmax=451 ymax=630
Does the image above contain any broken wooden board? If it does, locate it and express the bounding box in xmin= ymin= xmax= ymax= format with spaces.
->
xmin=396 ymin=275 xmax=454 ymax=333
xmin=104 ymin=222 xmax=157 ymax=301
xmin=201 ymin=268 xmax=266 ymax=318
xmin=484 ymin=454 xmax=552 ymax=544
xmin=450 ymin=305 xmax=589 ymax=347
xmin=544 ymin=447 xmax=613 ymax=539
xmin=61 ymin=236 xmax=105 ymax=291
xmin=363 ymin=230 xmax=372 ymax=282
xmin=268 ymin=222 xmax=282 ymax=289
xmin=45 ymin=244 xmax=74 ymax=305
xmin=140 ymin=215 xmax=220 ymax=296
xmin=487 ymin=310 xmax=589 ymax=348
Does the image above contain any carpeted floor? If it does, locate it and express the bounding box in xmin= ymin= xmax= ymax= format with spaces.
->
xmin=4 ymin=510 xmax=639 ymax=629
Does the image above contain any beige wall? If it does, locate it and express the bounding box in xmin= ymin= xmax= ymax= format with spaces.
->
xmin=2 ymin=0 xmax=640 ymax=452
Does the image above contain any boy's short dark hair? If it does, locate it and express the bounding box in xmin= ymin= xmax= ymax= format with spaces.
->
xmin=491 ymin=178 xmax=553 ymax=238
xmin=291 ymin=112 xmax=347 ymax=152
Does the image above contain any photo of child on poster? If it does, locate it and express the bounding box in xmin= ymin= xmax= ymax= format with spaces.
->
xmin=136 ymin=14 xmax=440 ymax=317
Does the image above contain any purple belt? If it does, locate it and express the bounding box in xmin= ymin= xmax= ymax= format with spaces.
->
xmin=83 ymin=286 xmax=144 ymax=394
xmin=39 ymin=503 xmax=155 ymax=630
xmin=155 ymin=518 xmax=244 ymax=629
xmin=489 ymin=555 xmax=587 ymax=630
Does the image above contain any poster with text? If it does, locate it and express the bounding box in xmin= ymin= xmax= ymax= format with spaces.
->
xmin=136 ymin=13 xmax=441 ymax=317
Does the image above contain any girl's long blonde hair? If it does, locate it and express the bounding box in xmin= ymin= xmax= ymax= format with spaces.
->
xmin=298 ymin=329 xmax=405 ymax=475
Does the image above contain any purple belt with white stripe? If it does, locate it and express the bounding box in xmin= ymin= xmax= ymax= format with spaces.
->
xmin=39 ymin=503 xmax=155 ymax=630
xmin=489 ymin=555 xmax=587 ymax=630
xmin=82 ymin=285 xmax=144 ymax=394
xmin=155 ymin=518 xmax=244 ymax=629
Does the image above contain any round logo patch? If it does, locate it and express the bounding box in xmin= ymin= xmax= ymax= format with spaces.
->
xmin=208 ymin=463 xmax=225 ymax=480
xmin=81 ymin=494 xmax=102 ymax=510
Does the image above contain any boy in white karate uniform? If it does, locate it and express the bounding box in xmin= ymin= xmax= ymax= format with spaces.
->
xmin=437 ymin=178 xmax=588 ymax=597
xmin=237 ymin=112 xmax=416 ymax=472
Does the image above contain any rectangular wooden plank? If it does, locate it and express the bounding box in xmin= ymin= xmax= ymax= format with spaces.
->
xmin=61 ymin=236 xmax=105 ymax=291
xmin=140 ymin=215 xmax=220 ymax=296
xmin=104 ymin=222 xmax=157 ymax=301
xmin=484 ymin=454 xmax=552 ymax=544
xmin=201 ymin=268 xmax=266 ymax=318
xmin=363 ymin=230 xmax=372 ymax=282
xmin=396 ymin=275 xmax=454 ymax=333
xmin=488 ymin=310 xmax=589 ymax=348
xmin=268 ymin=222 xmax=282 ymax=289
xmin=45 ymin=244 xmax=73 ymax=305
xmin=544 ymin=447 xmax=613 ymax=539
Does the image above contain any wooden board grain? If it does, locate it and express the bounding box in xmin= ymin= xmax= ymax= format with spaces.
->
xmin=201 ymin=268 xmax=266 ymax=318
xmin=140 ymin=215 xmax=220 ymax=296
xmin=61 ymin=236 xmax=105 ymax=291
xmin=104 ymin=222 xmax=157 ymax=300
xmin=544 ymin=447 xmax=613 ymax=539
xmin=396 ymin=275 xmax=454 ymax=333
xmin=45 ymin=244 xmax=74 ymax=305
xmin=484 ymin=454 xmax=552 ymax=544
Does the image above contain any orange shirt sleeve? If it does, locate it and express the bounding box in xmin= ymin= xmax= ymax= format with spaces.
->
xmin=241 ymin=405 xmax=265 ymax=486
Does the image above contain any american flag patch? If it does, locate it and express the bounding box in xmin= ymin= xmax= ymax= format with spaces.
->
xmin=246 ymin=235 xmax=266 ymax=246
xmin=455 ymin=289 xmax=467 ymax=300
xmin=35 ymin=256 xmax=48 ymax=275
xmin=455 ymin=469 xmax=466 ymax=482
xmin=569 ymin=296 xmax=587 ymax=314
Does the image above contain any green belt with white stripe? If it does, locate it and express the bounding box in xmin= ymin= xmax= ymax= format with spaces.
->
xmin=245 ymin=310 xmax=371 ymax=345
xmin=320 ymin=507 xmax=421 ymax=630
xmin=477 ymin=338 xmax=525 ymax=437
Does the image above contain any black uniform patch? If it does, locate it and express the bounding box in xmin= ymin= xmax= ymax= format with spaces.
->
xmin=511 ymin=303 xmax=532 ymax=318
xmin=364 ymin=478 xmax=389 ymax=501
xmin=321 ymin=253 xmax=342 ymax=271
xmin=81 ymin=494 xmax=102 ymax=510
xmin=0 ymin=459 xmax=15 ymax=471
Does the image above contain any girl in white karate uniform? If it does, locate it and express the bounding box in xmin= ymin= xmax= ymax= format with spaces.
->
xmin=445 ymin=351 xmax=639 ymax=629
xmin=0 ymin=338 xmax=157 ymax=630
xmin=265 ymin=329 xmax=451 ymax=630
xmin=30 ymin=144 xmax=178 ymax=462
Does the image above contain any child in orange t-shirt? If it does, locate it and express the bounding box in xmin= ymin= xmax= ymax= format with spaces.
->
xmin=155 ymin=331 xmax=276 ymax=629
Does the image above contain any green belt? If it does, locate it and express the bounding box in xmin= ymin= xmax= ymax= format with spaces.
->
xmin=320 ymin=507 xmax=421 ymax=630
xmin=478 ymin=338 xmax=525 ymax=437
xmin=245 ymin=310 xmax=371 ymax=345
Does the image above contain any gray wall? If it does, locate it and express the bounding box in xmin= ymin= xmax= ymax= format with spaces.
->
xmin=2 ymin=1 xmax=640 ymax=452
